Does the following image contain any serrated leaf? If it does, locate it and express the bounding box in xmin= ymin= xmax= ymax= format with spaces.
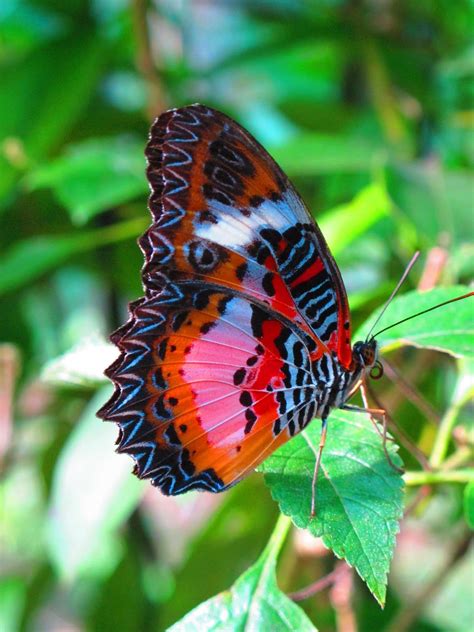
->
xmin=169 ymin=515 xmax=316 ymax=632
xmin=260 ymin=410 xmax=404 ymax=606
xmin=27 ymin=136 xmax=147 ymax=224
xmin=356 ymin=286 xmax=474 ymax=358
xmin=47 ymin=387 xmax=144 ymax=580
xmin=464 ymin=481 xmax=474 ymax=529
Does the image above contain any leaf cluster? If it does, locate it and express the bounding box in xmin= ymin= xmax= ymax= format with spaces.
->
xmin=0 ymin=2 xmax=472 ymax=631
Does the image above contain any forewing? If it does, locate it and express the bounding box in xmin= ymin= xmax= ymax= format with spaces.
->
xmin=140 ymin=104 xmax=352 ymax=367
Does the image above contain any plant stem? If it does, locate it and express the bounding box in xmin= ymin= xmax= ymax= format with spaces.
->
xmin=131 ymin=0 xmax=167 ymax=117
xmin=404 ymin=469 xmax=473 ymax=486
xmin=330 ymin=563 xmax=356 ymax=632
xmin=262 ymin=513 xmax=292 ymax=565
xmin=362 ymin=40 xmax=409 ymax=154
xmin=382 ymin=358 xmax=441 ymax=426
xmin=430 ymin=376 xmax=474 ymax=468
xmin=290 ymin=567 xmax=343 ymax=601
xmin=442 ymin=446 xmax=473 ymax=471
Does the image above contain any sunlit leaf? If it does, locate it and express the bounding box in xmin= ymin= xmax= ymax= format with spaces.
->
xmin=27 ymin=137 xmax=147 ymax=224
xmin=42 ymin=336 xmax=116 ymax=388
xmin=320 ymin=182 xmax=391 ymax=256
xmin=169 ymin=516 xmax=316 ymax=631
xmin=260 ymin=410 xmax=404 ymax=606
xmin=47 ymin=388 xmax=144 ymax=580
xmin=0 ymin=578 xmax=25 ymax=632
xmin=356 ymin=286 xmax=474 ymax=358
xmin=270 ymin=133 xmax=385 ymax=175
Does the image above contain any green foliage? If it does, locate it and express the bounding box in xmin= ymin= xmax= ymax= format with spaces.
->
xmin=0 ymin=218 xmax=147 ymax=296
xmin=169 ymin=516 xmax=316 ymax=632
xmin=357 ymin=287 xmax=474 ymax=358
xmin=1 ymin=1 xmax=473 ymax=631
xmin=270 ymin=133 xmax=384 ymax=175
xmin=260 ymin=411 xmax=404 ymax=606
xmin=319 ymin=182 xmax=390 ymax=255
xmin=47 ymin=388 xmax=143 ymax=580
xmin=27 ymin=137 xmax=147 ymax=224
xmin=0 ymin=32 xmax=104 ymax=204
xmin=464 ymin=481 xmax=474 ymax=529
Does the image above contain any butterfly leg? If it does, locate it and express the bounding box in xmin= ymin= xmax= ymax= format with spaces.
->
xmin=342 ymin=389 xmax=403 ymax=474
xmin=310 ymin=416 xmax=328 ymax=518
xmin=341 ymin=404 xmax=393 ymax=442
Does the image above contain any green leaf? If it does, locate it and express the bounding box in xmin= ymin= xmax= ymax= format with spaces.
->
xmin=0 ymin=217 xmax=146 ymax=296
xmin=356 ymin=286 xmax=474 ymax=358
xmin=169 ymin=515 xmax=316 ymax=632
xmin=270 ymin=133 xmax=386 ymax=176
xmin=320 ymin=182 xmax=391 ymax=256
xmin=387 ymin=164 xmax=474 ymax=245
xmin=41 ymin=336 xmax=116 ymax=388
xmin=27 ymin=137 xmax=147 ymax=224
xmin=160 ymin=477 xmax=279 ymax=629
xmin=0 ymin=33 xmax=104 ymax=205
xmin=0 ymin=577 xmax=25 ymax=632
xmin=47 ymin=387 xmax=144 ymax=580
xmin=464 ymin=481 xmax=474 ymax=529
xmin=260 ymin=410 xmax=404 ymax=606
xmin=87 ymin=546 xmax=148 ymax=632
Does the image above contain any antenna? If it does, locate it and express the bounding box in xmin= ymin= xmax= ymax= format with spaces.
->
xmin=365 ymin=251 xmax=420 ymax=341
xmin=373 ymin=291 xmax=474 ymax=338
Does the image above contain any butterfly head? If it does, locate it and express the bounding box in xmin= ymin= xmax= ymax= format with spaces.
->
xmin=352 ymin=338 xmax=383 ymax=380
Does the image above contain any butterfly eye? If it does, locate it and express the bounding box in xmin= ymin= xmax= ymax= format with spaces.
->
xmin=370 ymin=361 xmax=384 ymax=380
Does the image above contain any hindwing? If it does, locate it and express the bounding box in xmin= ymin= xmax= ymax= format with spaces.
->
xmin=98 ymin=285 xmax=320 ymax=493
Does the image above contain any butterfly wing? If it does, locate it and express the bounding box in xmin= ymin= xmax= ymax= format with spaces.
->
xmin=98 ymin=286 xmax=320 ymax=493
xmin=141 ymin=104 xmax=352 ymax=367
xmin=98 ymin=104 xmax=353 ymax=494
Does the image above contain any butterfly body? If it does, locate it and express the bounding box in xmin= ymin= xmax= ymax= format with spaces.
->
xmin=98 ymin=104 xmax=377 ymax=496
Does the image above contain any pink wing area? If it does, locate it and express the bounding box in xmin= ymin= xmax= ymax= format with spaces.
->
xmin=98 ymin=285 xmax=320 ymax=494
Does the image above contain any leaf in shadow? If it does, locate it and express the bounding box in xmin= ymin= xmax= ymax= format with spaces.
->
xmin=0 ymin=217 xmax=146 ymax=296
xmin=27 ymin=136 xmax=147 ymax=224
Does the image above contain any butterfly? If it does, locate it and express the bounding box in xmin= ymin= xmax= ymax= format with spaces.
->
xmin=97 ymin=104 xmax=381 ymax=500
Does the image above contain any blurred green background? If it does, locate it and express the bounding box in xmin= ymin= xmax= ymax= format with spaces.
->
xmin=1 ymin=1 xmax=473 ymax=631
